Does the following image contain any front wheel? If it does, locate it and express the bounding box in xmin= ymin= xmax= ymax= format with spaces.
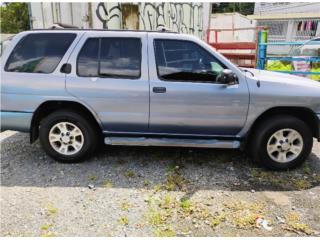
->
xmin=252 ymin=115 xmax=313 ymax=170
xmin=39 ymin=110 xmax=98 ymax=163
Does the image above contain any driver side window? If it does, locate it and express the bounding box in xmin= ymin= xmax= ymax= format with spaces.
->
xmin=154 ymin=39 xmax=226 ymax=83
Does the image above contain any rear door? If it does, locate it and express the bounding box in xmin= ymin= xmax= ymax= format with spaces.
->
xmin=66 ymin=31 xmax=149 ymax=133
xmin=148 ymin=33 xmax=249 ymax=136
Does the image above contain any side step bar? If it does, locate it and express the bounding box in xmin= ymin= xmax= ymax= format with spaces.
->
xmin=104 ymin=137 xmax=240 ymax=149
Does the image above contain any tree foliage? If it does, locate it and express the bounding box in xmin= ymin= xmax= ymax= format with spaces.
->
xmin=212 ymin=3 xmax=255 ymax=16
xmin=1 ymin=3 xmax=30 ymax=33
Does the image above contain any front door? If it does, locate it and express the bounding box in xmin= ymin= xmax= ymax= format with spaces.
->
xmin=66 ymin=32 xmax=149 ymax=133
xmin=148 ymin=35 xmax=249 ymax=136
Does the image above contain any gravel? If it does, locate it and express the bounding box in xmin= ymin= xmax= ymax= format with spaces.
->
xmin=1 ymin=130 xmax=319 ymax=237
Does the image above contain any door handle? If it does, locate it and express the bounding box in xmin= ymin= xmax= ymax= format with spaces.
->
xmin=153 ymin=87 xmax=166 ymax=93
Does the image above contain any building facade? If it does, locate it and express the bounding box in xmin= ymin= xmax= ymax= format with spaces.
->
xmin=254 ymin=2 xmax=320 ymax=15
xmin=29 ymin=2 xmax=210 ymax=39
xmin=249 ymin=2 xmax=320 ymax=54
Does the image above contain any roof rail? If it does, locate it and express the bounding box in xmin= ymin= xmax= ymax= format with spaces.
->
xmin=50 ymin=23 xmax=79 ymax=29
xmin=156 ymin=26 xmax=175 ymax=33
xmin=29 ymin=28 xmax=179 ymax=34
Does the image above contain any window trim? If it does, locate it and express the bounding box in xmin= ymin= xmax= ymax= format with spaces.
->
xmin=4 ymin=33 xmax=76 ymax=74
xmin=76 ymin=37 xmax=142 ymax=79
xmin=153 ymin=39 xmax=227 ymax=83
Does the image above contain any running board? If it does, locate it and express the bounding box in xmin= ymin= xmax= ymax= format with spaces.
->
xmin=104 ymin=137 xmax=240 ymax=149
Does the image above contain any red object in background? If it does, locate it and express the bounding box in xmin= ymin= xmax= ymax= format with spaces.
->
xmin=206 ymin=27 xmax=267 ymax=68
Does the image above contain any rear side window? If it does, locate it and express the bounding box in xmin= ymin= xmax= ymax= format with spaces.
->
xmin=5 ymin=33 xmax=76 ymax=73
xmin=77 ymin=38 xmax=99 ymax=77
xmin=77 ymin=37 xmax=141 ymax=79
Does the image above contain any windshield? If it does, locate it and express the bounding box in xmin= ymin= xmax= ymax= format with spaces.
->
xmin=289 ymin=38 xmax=320 ymax=57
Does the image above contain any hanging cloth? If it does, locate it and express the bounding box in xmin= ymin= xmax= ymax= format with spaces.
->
xmin=303 ymin=21 xmax=307 ymax=31
xmin=308 ymin=21 xmax=313 ymax=31
xmin=297 ymin=21 xmax=302 ymax=31
xmin=315 ymin=21 xmax=319 ymax=32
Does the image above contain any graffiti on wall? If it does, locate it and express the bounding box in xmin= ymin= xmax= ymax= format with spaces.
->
xmin=95 ymin=3 xmax=121 ymax=29
xmin=139 ymin=3 xmax=203 ymax=37
xmin=95 ymin=2 xmax=203 ymax=37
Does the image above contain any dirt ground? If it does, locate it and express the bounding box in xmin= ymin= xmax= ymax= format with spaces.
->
xmin=1 ymin=130 xmax=319 ymax=237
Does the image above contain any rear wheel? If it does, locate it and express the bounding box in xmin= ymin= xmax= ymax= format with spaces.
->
xmin=252 ymin=115 xmax=313 ymax=170
xmin=39 ymin=110 xmax=98 ymax=163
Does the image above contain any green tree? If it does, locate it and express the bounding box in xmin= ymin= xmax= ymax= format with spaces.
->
xmin=1 ymin=2 xmax=30 ymax=33
xmin=212 ymin=3 xmax=255 ymax=16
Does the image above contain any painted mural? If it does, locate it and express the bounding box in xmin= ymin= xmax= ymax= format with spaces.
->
xmin=94 ymin=2 xmax=203 ymax=37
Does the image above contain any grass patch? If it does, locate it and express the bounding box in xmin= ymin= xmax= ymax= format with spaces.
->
xmin=303 ymin=163 xmax=312 ymax=175
xmin=165 ymin=172 xmax=187 ymax=191
xmin=120 ymin=201 xmax=131 ymax=211
xmin=210 ymin=211 xmax=226 ymax=228
xmin=293 ymin=179 xmax=312 ymax=190
xmin=40 ymin=224 xmax=53 ymax=231
xmin=153 ymin=184 xmax=163 ymax=192
xmin=154 ymin=226 xmax=176 ymax=237
xmin=223 ymin=200 xmax=266 ymax=229
xmin=88 ymin=175 xmax=97 ymax=181
xmin=118 ymin=216 xmax=129 ymax=226
xmin=285 ymin=212 xmax=314 ymax=235
xmin=143 ymin=180 xmax=150 ymax=186
xmin=125 ymin=170 xmax=136 ymax=178
xmin=147 ymin=210 xmax=166 ymax=226
xmin=250 ymin=168 xmax=316 ymax=190
xmin=161 ymin=193 xmax=171 ymax=209
xmin=102 ymin=180 xmax=113 ymax=188
xmin=180 ymin=199 xmax=193 ymax=213
xmin=40 ymin=232 xmax=56 ymax=237
xmin=46 ymin=204 xmax=58 ymax=216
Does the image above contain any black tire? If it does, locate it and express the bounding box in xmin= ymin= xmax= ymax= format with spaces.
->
xmin=39 ymin=110 xmax=99 ymax=163
xmin=252 ymin=115 xmax=313 ymax=170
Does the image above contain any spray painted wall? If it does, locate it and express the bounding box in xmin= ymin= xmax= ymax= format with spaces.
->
xmin=29 ymin=2 xmax=209 ymax=39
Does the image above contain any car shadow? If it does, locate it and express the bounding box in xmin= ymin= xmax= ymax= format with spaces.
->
xmin=1 ymin=132 xmax=320 ymax=194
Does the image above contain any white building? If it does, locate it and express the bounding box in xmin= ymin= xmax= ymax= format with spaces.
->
xmin=254 ymin=2 xmax=320 ymax=15
xmin=29 ymin=2 xmax=210 ymax=39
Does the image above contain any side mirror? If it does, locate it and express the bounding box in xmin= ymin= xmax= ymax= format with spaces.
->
xmin=216 ymin=69 xmax=238 ymax=85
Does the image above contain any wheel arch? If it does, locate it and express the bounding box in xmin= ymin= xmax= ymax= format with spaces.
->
xmin=30 ymin=100 xmax=103 ymax=143
xmin=246 ymin=106 xmax=319 ymax=144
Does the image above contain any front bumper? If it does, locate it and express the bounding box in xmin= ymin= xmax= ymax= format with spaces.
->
xmin=317 ymin=114 xmax=320 ymax=141
xmin=0 ymin=111 xmax=32 ymax=132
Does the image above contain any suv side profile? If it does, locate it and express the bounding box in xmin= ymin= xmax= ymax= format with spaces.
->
xmin=1 ymin=29 xmax=320 ymax=170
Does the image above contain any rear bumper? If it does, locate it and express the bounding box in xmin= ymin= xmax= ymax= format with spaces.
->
xmin=0 ymin=111 xmax=32 ymax=132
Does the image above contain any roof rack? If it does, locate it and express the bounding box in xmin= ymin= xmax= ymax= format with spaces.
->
xmin=156 ymin=26 xmax=174 ymax=32
xmin=50 ymin=23 xmax=79 ymax=29
xmin=30 ymin=26 xmax=178 ymax=34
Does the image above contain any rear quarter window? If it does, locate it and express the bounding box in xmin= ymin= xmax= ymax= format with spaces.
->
xmin=5 ymin=33 xmax=76 ymax=73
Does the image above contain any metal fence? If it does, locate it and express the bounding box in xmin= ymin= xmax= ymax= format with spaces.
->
xmin=257 ymin=30 xmax=320 ymax=79
xmin=257 ymin=18 xmax=320 ymax=56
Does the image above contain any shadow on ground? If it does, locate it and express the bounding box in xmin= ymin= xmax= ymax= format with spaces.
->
xmin=1 ymin=132 xmax=320 ymax=193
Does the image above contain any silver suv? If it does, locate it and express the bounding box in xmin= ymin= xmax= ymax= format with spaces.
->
xmin=1 ymin=29 xmax=320 ymax=170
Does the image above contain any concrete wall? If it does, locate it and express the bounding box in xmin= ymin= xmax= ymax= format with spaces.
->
xmin=209 ymin=13 xmax=257 ymax=43
xmin=29 ymin=2 xmax=209 ymax=39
